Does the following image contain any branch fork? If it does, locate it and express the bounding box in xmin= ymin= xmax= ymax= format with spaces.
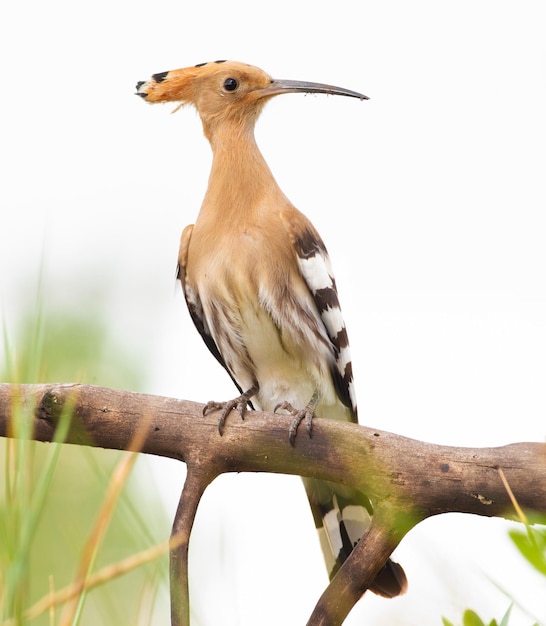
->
xmin=1 ymin=383 xmax=545 ymax=625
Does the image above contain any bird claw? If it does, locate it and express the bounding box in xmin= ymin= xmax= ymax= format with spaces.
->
xmin=203 ymin=396 xmax=249 ymax=435
xmin=274 ymin=401 xmax=314 ymax=446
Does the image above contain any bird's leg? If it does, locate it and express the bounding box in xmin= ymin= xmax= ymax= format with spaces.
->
xmin=275 ymin=388 xmax=321 ymax=446
xmin=203 ymin=384 xmax=259 ymax=435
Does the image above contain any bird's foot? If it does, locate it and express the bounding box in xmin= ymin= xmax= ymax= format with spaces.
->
xmin=203 ymin=386 xmax=257 ymax=435
xmin=274 ymin=401 xmax=315 ymax=446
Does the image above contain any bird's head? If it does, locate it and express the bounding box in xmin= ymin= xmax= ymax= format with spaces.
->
xmin=136 ymin=60 xmax=367 ymax=139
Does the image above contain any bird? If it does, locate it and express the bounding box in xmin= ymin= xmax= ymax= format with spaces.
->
xmin=136 ymin=60 xmax=407 ymax=597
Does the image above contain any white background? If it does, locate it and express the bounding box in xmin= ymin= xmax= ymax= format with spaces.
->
xmin=1 ymin=1 xmax=546 ymax=624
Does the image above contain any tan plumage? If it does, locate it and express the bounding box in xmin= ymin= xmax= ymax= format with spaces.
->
xmin=136 ymin=60 xmax=407 ymax=597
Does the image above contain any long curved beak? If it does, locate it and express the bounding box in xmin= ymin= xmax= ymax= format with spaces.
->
xmin=262 ymin=79 xmax=368 ymax=100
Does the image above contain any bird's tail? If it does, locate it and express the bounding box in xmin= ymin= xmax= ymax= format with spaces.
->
xmin=302 ymin=477 xmax=407 ymax=597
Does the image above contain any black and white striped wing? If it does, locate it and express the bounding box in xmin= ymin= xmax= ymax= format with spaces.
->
xmin=291 ymin=226 xmax=357 ymax=422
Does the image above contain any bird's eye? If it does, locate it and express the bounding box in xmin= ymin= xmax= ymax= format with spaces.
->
xmin=223 ymin=77 xmax=239 ymax=92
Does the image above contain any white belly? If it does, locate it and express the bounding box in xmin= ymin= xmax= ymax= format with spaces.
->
xmin=193 ymin=248 xmax=351 ymax=421
xmin=231 ymin=299 xmax=348 ymax=419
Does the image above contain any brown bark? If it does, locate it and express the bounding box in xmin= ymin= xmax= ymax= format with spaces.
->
xmin=1 ymin=383 xmax=545 ymax=625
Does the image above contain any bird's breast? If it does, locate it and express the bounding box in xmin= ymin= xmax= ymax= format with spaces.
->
xmin=185 ymin=221 xmax=339 ymax=413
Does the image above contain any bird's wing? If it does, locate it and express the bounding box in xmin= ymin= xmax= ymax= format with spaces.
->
xmin=280 ymin=210 xmax=357 ymax=421
xmin=177 ymin=224 xmax=245 ymax=396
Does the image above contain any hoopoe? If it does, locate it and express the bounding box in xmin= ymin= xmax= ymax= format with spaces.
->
xmin=136 ymin=60 xmax=407 ymax=597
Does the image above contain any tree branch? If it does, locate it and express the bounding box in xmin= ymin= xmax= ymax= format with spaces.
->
xmin=1 ymin=383 xmax=545 ymax=625
xmin=170 ymin=465 xmax=214 ymax=626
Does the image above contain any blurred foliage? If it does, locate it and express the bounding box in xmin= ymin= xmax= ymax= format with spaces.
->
xmin=442 ymin=605 xmax=513 ymax=626
xmin=3 ymin=299 xmax=143 ymax=390
xmin=0 ymin=290 xmax=170 ymax=625
xmin=442 ymin=520 xmax=546 ymax=626
xmin=509 ymin=524 xmax=546 ymax=578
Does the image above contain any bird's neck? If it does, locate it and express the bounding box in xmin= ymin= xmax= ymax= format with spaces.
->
xmin=199 ymin=122 xmax=283 ymax=225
